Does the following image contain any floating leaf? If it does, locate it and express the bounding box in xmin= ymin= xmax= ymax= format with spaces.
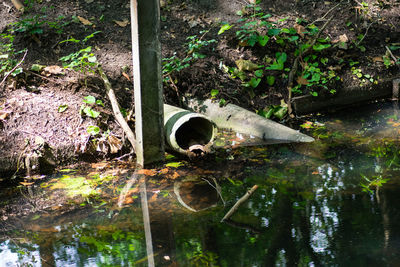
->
xmin=20 ymin=181 xmax=34 ymax=186
xmin=107 ymin=135 xmax=122 ymax=154
xmin=165 ymin=162 xmax=184 ymax=168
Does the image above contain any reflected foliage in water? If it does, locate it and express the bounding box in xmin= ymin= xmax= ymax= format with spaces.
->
xmin=1 ymin=102 xmax=400 ymax=266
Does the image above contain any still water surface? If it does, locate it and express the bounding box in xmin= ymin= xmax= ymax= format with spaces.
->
xmin=1 ymin=102 xmax=400 ymax=266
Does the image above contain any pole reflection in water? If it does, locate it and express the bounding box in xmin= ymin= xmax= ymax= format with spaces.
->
xmin=139 ymin=174 xmax=155 ymax=267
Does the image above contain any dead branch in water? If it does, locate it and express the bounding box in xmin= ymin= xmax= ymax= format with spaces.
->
xmin=221 ymin=184 xmax=258 ymax=222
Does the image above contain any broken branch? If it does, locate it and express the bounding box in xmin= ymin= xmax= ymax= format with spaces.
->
xmin=0 ymin=49 xmax=27 ymax=87
xmin=98 ymin=67 xmax=136 ymax=153
xmin=221 ymin=184 xmax=258 ymax=222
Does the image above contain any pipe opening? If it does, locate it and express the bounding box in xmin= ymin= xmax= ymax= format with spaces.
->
xmin=175 ymin=117 xmax=214 ymax=150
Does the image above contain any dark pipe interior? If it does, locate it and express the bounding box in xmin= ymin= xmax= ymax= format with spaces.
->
xmin=175 ymin=117 xmax=214 ymax=149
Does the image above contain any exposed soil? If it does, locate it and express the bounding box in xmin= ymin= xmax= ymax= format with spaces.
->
xmin=0 ymin=0 xmax=399 ymax=175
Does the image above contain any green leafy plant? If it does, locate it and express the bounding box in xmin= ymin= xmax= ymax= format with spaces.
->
xmin=186 ymin=30 xmax=216 ymax=59
xmin=0 ymin=33 xmax=25 ymax=78
xmin=360 ymin=174 xmax=388 ymax=194
xmin=59 ymin=31 xmax=101 ymax=76
xmin=80 ymin=95 xmax=103 ymax=119
xmin=350 ymin=61 xmax=376 ymax=86
xmin=11 ymin=8 xmax=69 ymax=36
xmin=257 ymin=100 xmax=288 ymax=120
xmin=59 ymin=46 xmax=98 ymax=74
xmin=265 ymin=52 xmax=287 ymax=70
xmin=162 ymin=31 xmax=216 ymax=90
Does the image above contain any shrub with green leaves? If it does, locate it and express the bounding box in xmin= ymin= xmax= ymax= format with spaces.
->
xmin=162 ymin=30 xmax=216 ymax=84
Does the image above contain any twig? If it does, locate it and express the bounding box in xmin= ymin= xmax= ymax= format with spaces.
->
xmin=386 ymin=46 xmax=398 ymax=63
xmin=224 ymin=219 xmax=261 ymax=234
xmin=356 ymin=22 xmax=375 ymax=47
xmin=26 ymin=70 xmax=60 ymax=84
xmin=308 ymin=2 xmax=341 ymax=26
xmin=98 ymin=66 xmax=136 ymax=153
xmin=117 ymin=172 xmax=139 ymax=208
xmin=0 ymin=49 xmax=28 ymax=87
xmin=287 ymin=17 xmax=333 ymax=115
xmin=221 ymin=184 xmax=258 ymax=222
xmin=167 ymin=74 xmax=182 ymax=105
xmin=115 ymin=151 xmax=134 ymax=161
xmin=202 ymin=177 xmax=226 ymax=206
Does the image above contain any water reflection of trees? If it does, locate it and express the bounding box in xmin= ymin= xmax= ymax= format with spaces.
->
xmin=156 ymin=141 xmax=400 ymax=266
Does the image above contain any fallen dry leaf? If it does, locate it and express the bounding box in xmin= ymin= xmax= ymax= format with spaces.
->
xmin=167 ymin=171 xmax=180 ymax=179
xmin=114 ymin=19 xmax=130 ymax=27
xmin=0 ymin=111 xmax=10 ymax=120
xmin=138 ymin=169 xmax=158 ymax=176
xmin=20 ymin=181 xmax=34 ymax=186
xmin=159 ymin=168 xmax=169 ymax=175
xmin=235 ymin=59 xmax=260 ymax=72
xmin=91 ymin=162 xmax=109 ymax=169
xmin=122 ymin=72 xmax=130 ymax=81
xmin=294 ymin=24 xmax=306 ymax=38
xmin=107 ymin=135 xmax=122 ymax=154
xmin=372 ymin=56 xmax=384 ymax=63
xmin=333 ymin=34 xmax=348 ymax=43
xmin=78 ymin=16 xmax=93 ymax=26
xmin=297 ymin=76 xmax=309 ymax=85
xmin=123 ymin=196 xmax=134 ymax=204
xmin=43 ymin=65 xmax=64 ymax=75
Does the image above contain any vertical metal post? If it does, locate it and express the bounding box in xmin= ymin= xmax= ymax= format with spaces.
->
xmin=130 ymin=0 xmax=165 ymax=166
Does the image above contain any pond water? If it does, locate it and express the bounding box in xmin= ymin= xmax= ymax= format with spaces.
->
xmin=1 ymin=102 xmax=400 ymax=266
